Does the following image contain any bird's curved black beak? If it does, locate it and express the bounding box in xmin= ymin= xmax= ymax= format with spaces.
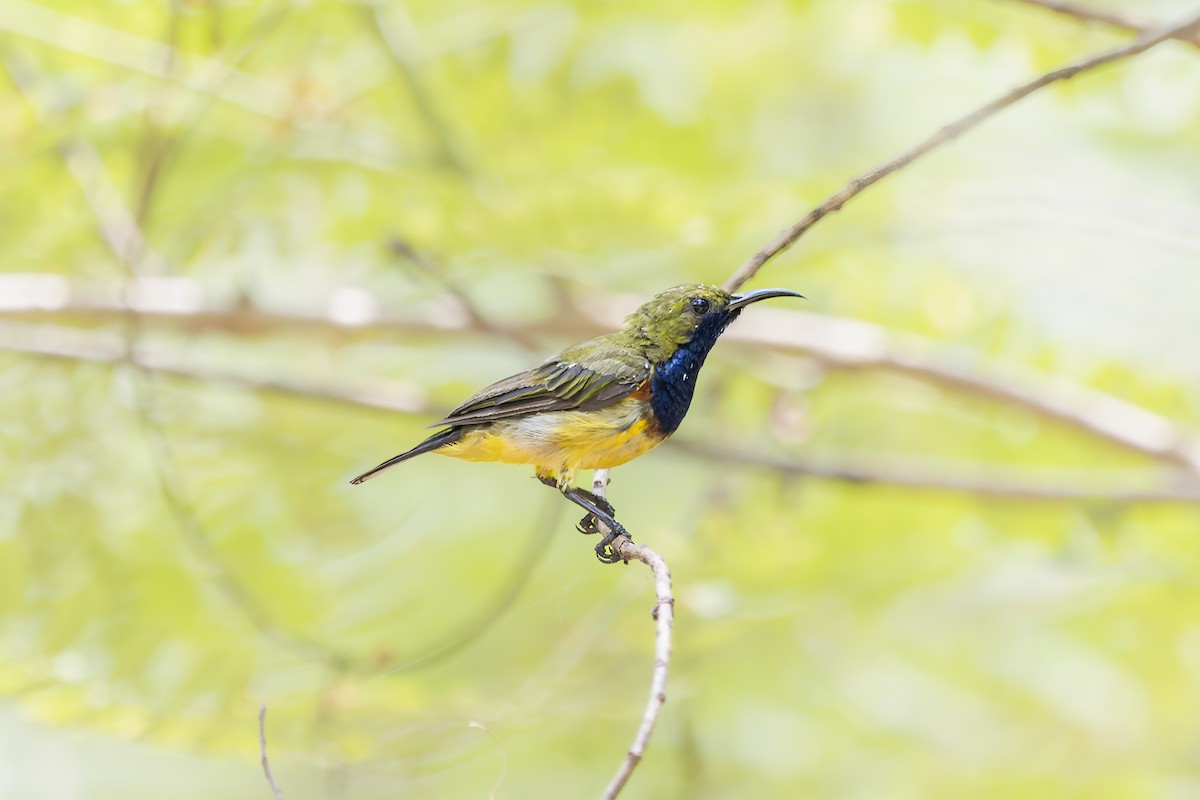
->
xmin=728 ymin=287 xmax=805 ymax=311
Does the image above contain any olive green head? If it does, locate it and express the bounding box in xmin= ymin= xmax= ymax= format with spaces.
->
xmin=618 ymin=283 xmax=804 ymax=363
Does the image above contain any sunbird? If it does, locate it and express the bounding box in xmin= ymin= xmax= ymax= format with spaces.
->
xmin=351 ymin=283 xmax=803 ymax=563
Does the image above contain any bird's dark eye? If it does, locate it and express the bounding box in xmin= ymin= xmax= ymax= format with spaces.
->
xmin=690 ymin=297 xmax=711 ymax=315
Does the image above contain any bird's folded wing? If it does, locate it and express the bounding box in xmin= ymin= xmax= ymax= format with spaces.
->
xmin=431 ymin=349 xmax=650 ymax=427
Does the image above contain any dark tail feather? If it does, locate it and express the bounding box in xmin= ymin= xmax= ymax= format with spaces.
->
xmin=349 ymin=428 xmax=463 ymax=485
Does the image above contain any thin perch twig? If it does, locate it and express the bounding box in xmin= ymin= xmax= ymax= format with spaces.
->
xmin=259 ymin=705 xmax=286 ymax=800
xmin=591 ymin=469 xmax=674 ymax=800
xmin=723 ymin=9 xmax=1200 ymax=293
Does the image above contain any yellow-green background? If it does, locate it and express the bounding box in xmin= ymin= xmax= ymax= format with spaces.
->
xmin=4 ymin=0 xmax=1200 ymax=797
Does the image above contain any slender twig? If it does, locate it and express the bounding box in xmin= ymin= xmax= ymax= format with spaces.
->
xmin=1008 ymin=0 xmax=1200 ymax=49
xmin=723 ymin=9 xmax=1200 ymax=293
xmin=589 ymin=470 xmax=674 ymax=800
xmin=259 ymin=705 xmax=286 ymax=800
xmin=7 ymin=277 xmax=1199 ymax=474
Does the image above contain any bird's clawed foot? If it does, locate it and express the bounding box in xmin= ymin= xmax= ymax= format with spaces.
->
xmin=538 ymin=473 xmax=629 ymax=564
xmin=576 ymin=491 xmax=619 ymax=534
xmin=594 ymin=533 xmax=624 ymax=564
xmin=574 ymin=490 xmax=615 ymax=536
xmin=589 ymin=512 xmax=632 ymax=564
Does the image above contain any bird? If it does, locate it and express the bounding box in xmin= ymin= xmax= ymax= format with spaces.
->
xmin=350 ymin=283 xmax=804 ymax=563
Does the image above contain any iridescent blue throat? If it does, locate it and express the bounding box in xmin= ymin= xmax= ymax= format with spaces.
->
xmin=648 ymin=309 xmax=741 ymax=435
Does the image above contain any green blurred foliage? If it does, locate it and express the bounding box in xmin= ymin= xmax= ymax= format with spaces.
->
xmin=3 ymin=0 xmax=1200 ymax=797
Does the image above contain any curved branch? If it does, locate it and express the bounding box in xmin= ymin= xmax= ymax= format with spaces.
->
xmin=726 ymin=307 xmax=1200 ymax=474
xmin=723 ymin=10 xmax=1200 ymax=293
xmin=591 ymin=470 xmax=674 ymax=800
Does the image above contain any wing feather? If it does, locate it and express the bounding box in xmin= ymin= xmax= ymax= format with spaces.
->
xmin=431 ymin=342 xmax=649 ymax=427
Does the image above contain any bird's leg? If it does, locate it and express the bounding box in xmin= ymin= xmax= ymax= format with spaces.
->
xmin=558 ymin=484 xmax=630 ymax=564
xmin=534 ymin=473 xmax=616 ymax=535
xmin=535 ymin=470 xmax=627 ymax=562
xmin=573 ymin=487 xmax=616 ymax=536
xmin=574 ymin=488 xmax=616 ymax=517
xmin=577 ymin=472 xmax=617 ymax=534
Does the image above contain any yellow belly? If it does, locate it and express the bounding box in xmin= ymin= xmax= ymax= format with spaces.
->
xmin=437 ymin=397 xmax=664 ymax=474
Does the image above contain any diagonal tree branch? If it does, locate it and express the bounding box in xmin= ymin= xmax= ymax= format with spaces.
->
xmin=1008 ymin=0 xmax=1200 ymax=49
xmin=723 ymin=9 xmax=1200 ymax=293
xmin=699 ymin=306 xmax=1200 ymax=475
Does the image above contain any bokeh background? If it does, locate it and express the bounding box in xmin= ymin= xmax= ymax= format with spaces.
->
xmin=4 ymin=0 xmax=1200 ymax=797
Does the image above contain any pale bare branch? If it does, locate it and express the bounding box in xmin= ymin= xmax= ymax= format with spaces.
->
xmin=728 ymin=307 xmax=1200 ymax=474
